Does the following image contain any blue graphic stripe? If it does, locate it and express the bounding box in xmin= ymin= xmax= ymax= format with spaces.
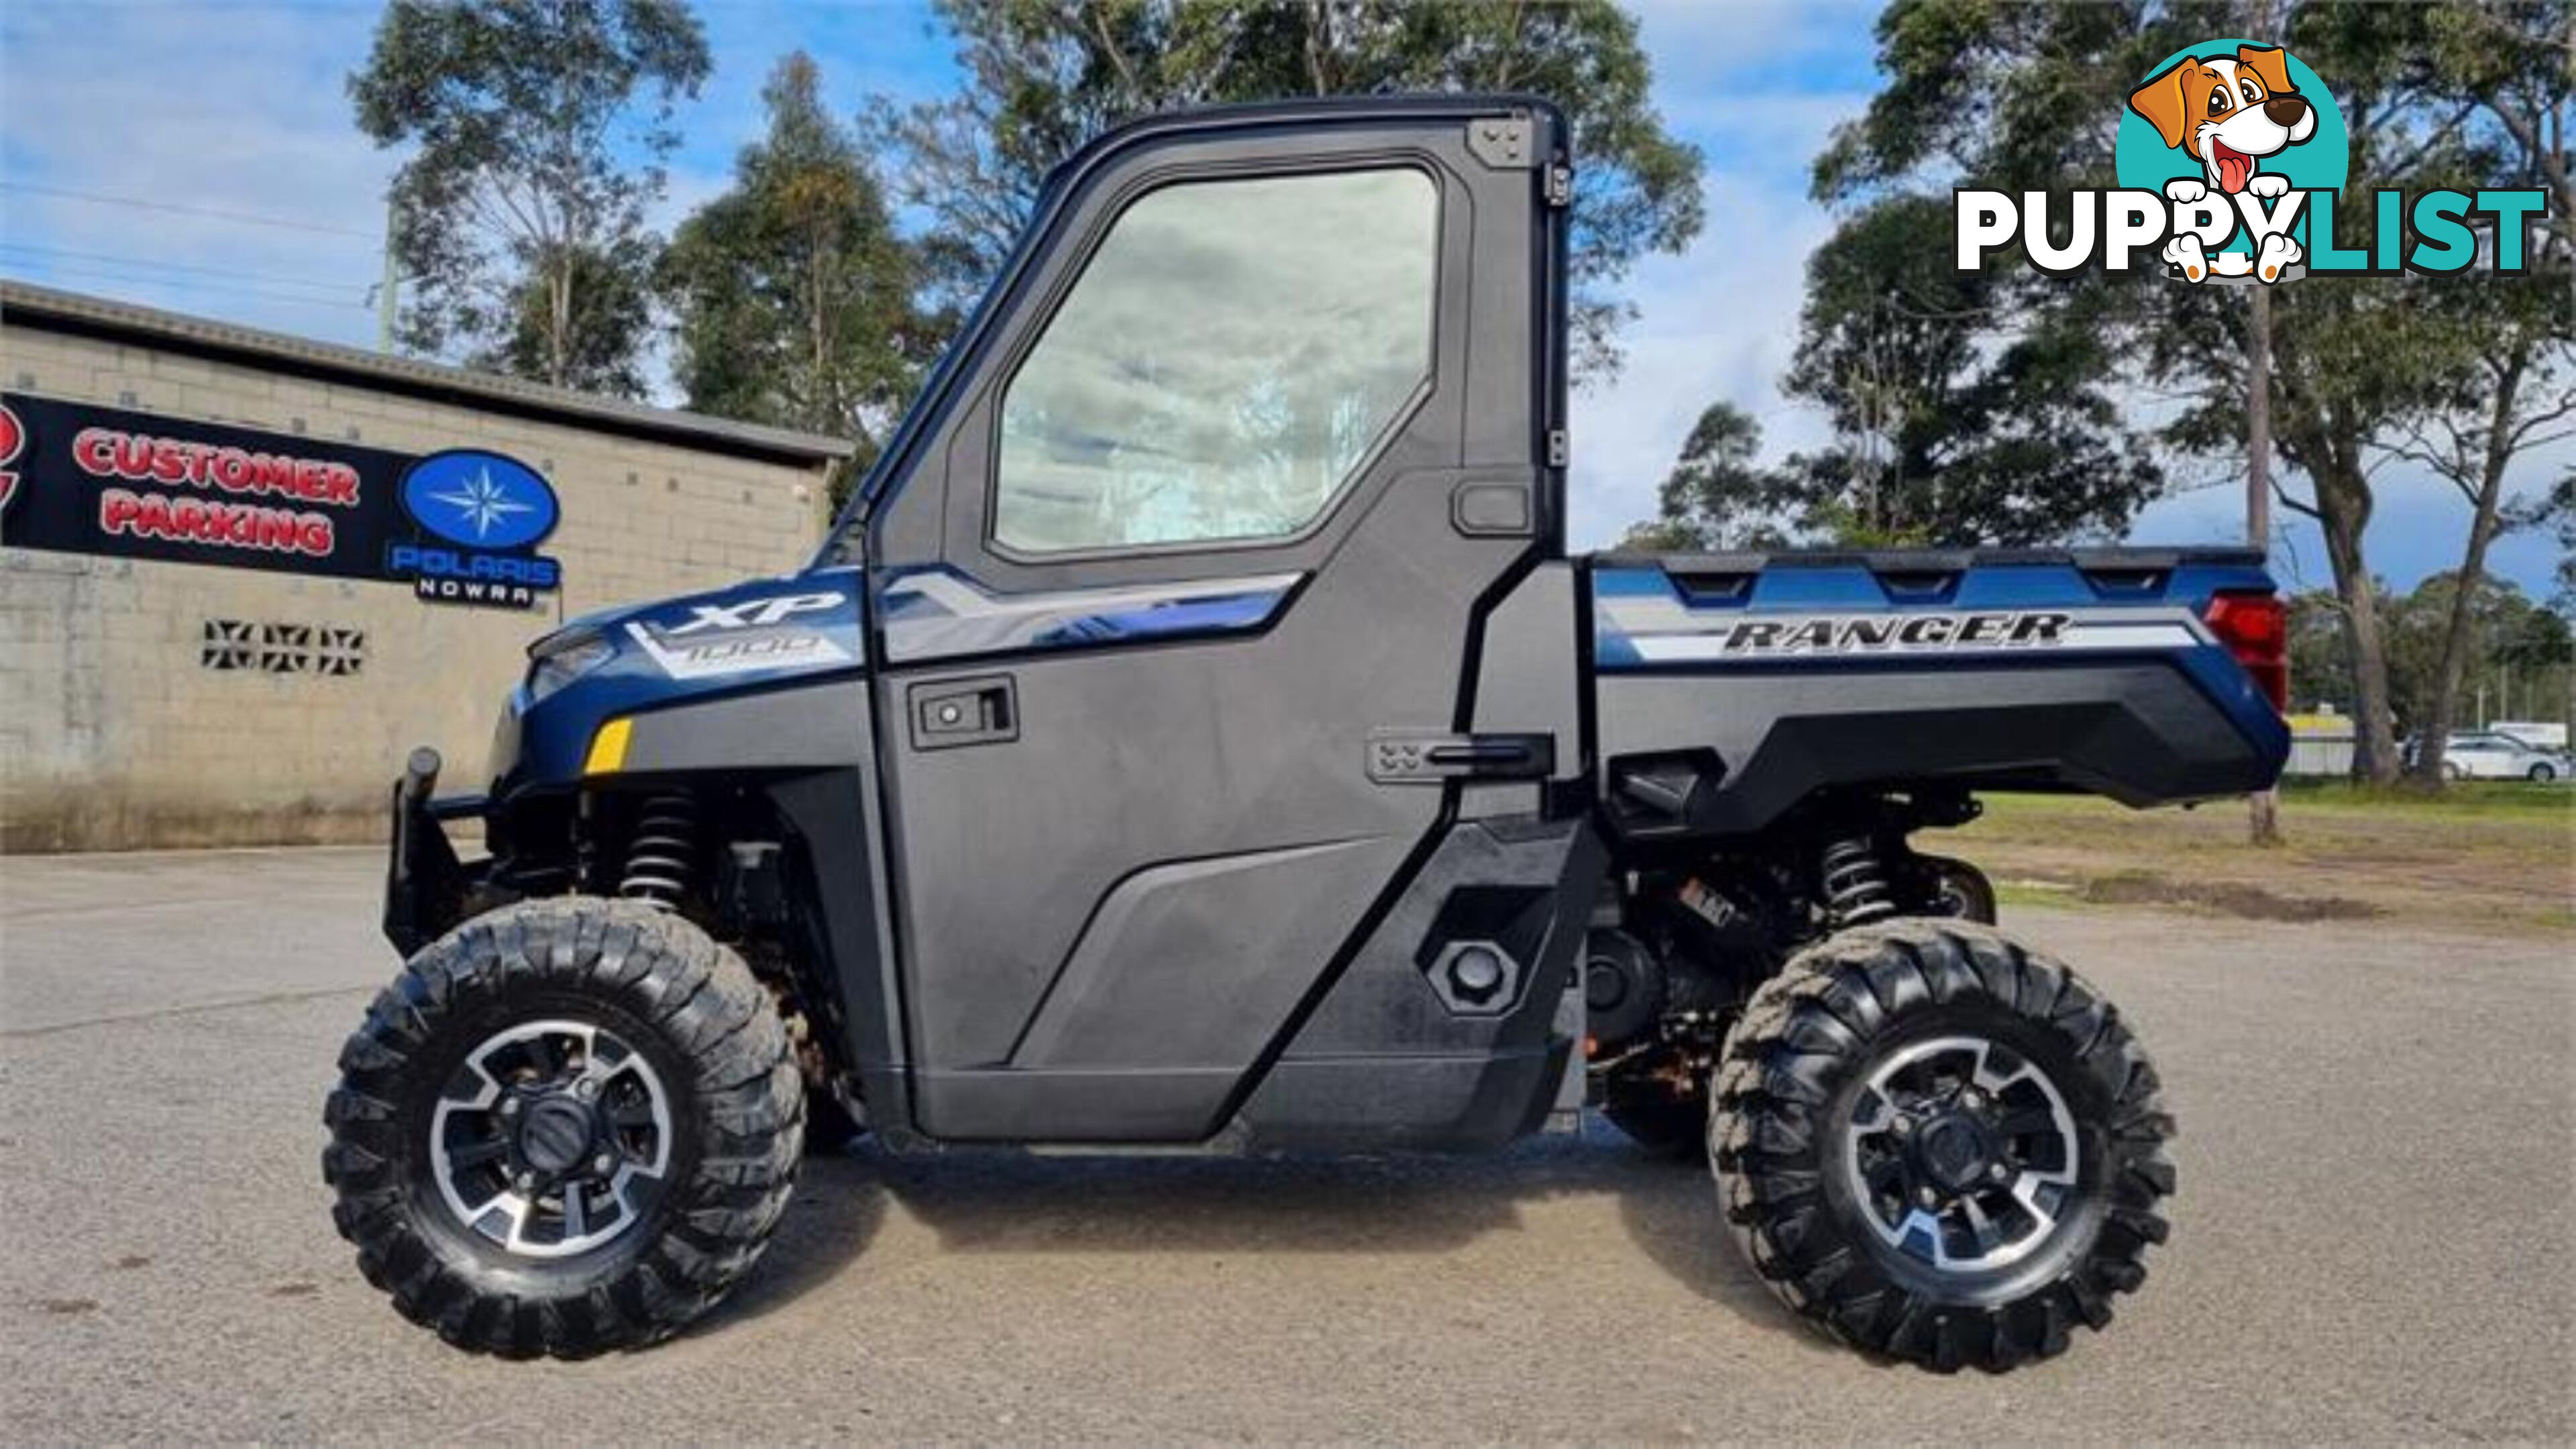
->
xmin=879 ymin=566 xmax=1303 ymax=663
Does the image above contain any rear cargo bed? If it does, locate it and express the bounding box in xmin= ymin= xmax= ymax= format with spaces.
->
xmin=1582 ymin=546 xmax=2290 ymax=837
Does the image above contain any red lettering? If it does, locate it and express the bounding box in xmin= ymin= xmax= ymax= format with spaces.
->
xmin=93 ymin=484 xmax=335 ymax=557
xmin=98 ymin=487 xmax=140 ymax=530
xmin=74 ymin=428 xmax=115 ymax=476
xmin=62 ymin=426 xmax=363 ymax=509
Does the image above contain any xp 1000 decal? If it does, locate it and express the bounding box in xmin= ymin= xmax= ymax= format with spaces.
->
xmin=623 ymin=589 xmax=857 ymax=680
xmin=0 ymin=392 xmax=561 ymax=610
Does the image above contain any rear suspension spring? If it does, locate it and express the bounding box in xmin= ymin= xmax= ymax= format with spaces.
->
xmin=619 ymin=794 xmax=699 ymax=911
xmin=1819 ymin=833 xmax=1896 ymax=928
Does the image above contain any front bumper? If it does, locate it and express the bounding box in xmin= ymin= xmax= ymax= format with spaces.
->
xmin=384 ymin=747 xmax=490 ymax=956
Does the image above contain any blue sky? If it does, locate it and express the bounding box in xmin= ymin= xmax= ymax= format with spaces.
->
xmin=1 ymin=0 xmax=2561 ymax=598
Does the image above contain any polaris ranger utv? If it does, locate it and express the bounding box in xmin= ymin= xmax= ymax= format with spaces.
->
xmin=325 ymin=97 xmax=2290 ymax=1372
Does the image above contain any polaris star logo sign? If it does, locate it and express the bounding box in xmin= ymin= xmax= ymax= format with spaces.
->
xmin=1953 ymin=40 xmax=2550 ymax=285
xmin=389 ymin=449 xmax=563 ymax=609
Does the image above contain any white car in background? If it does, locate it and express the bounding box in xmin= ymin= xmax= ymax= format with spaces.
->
xmin=2436 ymin=731 xmax=2571 ymax=782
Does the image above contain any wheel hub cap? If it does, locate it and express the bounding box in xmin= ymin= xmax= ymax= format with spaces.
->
xmin=515 ymin=1095 xmax=598 ymax=1174
xmin=429 ymin=1020 xmax=672 ymax=1258
xmin=1913 ymin=1113 xmax=1996 ymax=1193
xmin=1843 ymin=1034 xmax=2080 ymax=1273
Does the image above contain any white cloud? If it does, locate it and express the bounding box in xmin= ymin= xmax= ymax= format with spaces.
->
xmin=1566 ymin=0 xmax=1880 ymax=547
xmin=1 ymin=3 xmax=394 ymax=347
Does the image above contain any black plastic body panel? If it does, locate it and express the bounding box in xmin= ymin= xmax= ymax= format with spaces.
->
xmin=1596 ymin=660 xmax=2276 ymax=837
xmin=1234 ymin=812 xmax=1603 ymax=1150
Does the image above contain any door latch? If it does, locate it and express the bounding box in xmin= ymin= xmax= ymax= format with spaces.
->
xmin=1367 ymin=729 xmax=1554 ymax=785
xmin=909 ymin=675 xmax=1017 ymax=750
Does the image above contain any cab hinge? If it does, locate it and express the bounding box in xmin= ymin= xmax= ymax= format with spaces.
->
xmin=1546 ymin=427 xmax=1570 ymax=468
xmin=1545 ymin=163 xmax=1574 ymax=207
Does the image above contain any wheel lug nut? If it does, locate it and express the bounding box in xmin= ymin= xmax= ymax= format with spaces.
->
xmin=498 ymin=1097 xmax=519 ymax=1118
xmin=514 ymin=1171 xmax=535 ymax=1191
xmin=1890 ymin=1117 xmax=1912 ymax=1138
xmin=1989 ymin=1162 xmax=2010 ymax=1183
xmin=1917 ymin=1186 xmax=1939 ymax=1208
xmin=593 ymin=1153 xmax=615 ymax=1176
xmin=576 ymin=1079 xmax=599 ymax=1101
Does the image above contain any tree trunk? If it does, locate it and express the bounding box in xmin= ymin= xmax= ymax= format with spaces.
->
xmin=549 ymin=259 xmax=574 ymax=389
xmin=2314 ymin=464 xmax=2400 ymax=782
xmin=2410 ymin=511 xmax=2500 ymax=786
xmin=2410 ymin=354 xmax=2532 ymax=788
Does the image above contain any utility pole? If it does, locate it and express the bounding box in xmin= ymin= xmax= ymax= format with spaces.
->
xmin=2245 ymin=0 xmax=2285 ymax=843
xmin=2245 ymin=276 xmax=2286 ymax=839
xmin=376 ymin=193 xmax=400 ymax=355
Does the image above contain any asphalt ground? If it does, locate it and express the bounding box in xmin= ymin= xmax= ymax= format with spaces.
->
xmin=1 ymin=847 xmax=2568 ymax=1443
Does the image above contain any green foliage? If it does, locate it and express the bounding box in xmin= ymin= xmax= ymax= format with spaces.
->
xmin=869 ymin=0 xmax=1704 ymax=382
xmin=350 ymin=0 xmax=712 ymax=393
xmin=661 ymin=52 xmax=932 ymax=499
xmin=2517 ymin=474 xmax=2576 ymax=613
xmin=1631 ymin=192 xmax=2161 ymax=549
xmin=1784 ymin=0 xmax=2572 ymax=782
xmin=2287 ymin=574 xmax=2571 ymax=729
xmin=1619 ymin=402 xmax=1793 ymax=550
xmin=1780 ymin=194 xmax=2162 ymax=544
xmin=482 ymin=237 xmax=659 ymax=396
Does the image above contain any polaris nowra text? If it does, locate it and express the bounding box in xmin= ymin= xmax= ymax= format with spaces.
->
xmin=327 ymin=97 xmax=2288 ymax=1371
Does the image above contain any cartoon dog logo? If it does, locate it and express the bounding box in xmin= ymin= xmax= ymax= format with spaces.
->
xmin=2128 ymin=44 xmax=2318 ymax=282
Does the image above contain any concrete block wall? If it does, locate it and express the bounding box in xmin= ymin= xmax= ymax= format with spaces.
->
xmin=1 ymin=323 xmax=835 ymax=851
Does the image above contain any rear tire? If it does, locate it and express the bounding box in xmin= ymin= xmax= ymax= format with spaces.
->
xmin=323 ymin=898 xmax=803 ymax=1358
xmin=1711 ymin=920 xmax=2172 ymax=1373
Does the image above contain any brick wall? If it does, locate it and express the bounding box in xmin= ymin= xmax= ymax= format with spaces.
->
xmin=0 ymin=323 xmax=835 ymax=851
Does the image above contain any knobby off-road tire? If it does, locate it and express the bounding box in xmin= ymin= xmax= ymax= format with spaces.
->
xmin=323 ymin=898 xmax=804 ymax=1358
xmin=1711 ymin=920 xmax=2173 ymax=1373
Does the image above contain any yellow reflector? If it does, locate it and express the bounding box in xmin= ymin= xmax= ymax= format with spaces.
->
xmin=584 ymin=717 xmax=633 ymax=775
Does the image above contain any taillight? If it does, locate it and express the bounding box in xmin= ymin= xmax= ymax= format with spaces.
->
xmin=2204 ymin=590 xmax=2287 ymax=712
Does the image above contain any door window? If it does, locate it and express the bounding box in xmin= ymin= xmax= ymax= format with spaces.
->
xmin=993 ymin=168 xmax=1439 ymax=553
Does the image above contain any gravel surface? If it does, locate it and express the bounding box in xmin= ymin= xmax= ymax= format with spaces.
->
xmin=3 ymin=847 xmax=2568 ymax=1443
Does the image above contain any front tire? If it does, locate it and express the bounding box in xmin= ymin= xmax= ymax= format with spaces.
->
xmin=2529 ymin=763 xmax=2557 ymax=783
xmin=1711 ymin=921 xmax=2172 ymax=1372
xmin=323 ymin=898 xmax=804 ymax=1358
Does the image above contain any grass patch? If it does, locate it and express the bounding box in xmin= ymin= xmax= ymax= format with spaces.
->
xmin=1957 ymin=787 xmax=2571 ymax=933
xmin=2274 ymin=778 xmax=2574 ymax=820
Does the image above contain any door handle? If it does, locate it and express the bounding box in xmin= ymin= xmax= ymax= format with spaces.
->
xmin=1367 ymin=729 xmax=1554 ymax=784
xmin=909 ymin=675 xmax=1018 ymax=750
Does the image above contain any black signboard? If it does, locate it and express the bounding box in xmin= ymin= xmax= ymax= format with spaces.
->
xmin=0 ymin=391 xmax=562 ymax=609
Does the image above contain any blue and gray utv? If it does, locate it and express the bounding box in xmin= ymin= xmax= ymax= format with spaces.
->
xmin=329 ymin=97 xmax=2290 ymax=1371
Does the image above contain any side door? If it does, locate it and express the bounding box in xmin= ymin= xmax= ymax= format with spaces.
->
xmin=861 ymin=101 xmax=1565 ymax=1141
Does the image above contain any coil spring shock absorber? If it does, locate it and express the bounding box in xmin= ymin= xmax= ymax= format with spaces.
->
xmin=619 ymin=794 xmax=698 ymax=911
xmin=1819 ymin=832 xmax=1896 ymax=927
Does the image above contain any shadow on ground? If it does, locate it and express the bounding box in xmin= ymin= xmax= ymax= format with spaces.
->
xmin=700 ymin=1118 xmax=1827 ymax=1356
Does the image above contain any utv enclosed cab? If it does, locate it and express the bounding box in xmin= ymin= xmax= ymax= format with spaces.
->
xmin=341 ymin=96 xmax=2288 ymax=1371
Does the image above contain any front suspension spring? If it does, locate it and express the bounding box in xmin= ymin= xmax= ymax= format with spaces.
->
xmin=618 ymin=794 xmax=698 ymax=911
